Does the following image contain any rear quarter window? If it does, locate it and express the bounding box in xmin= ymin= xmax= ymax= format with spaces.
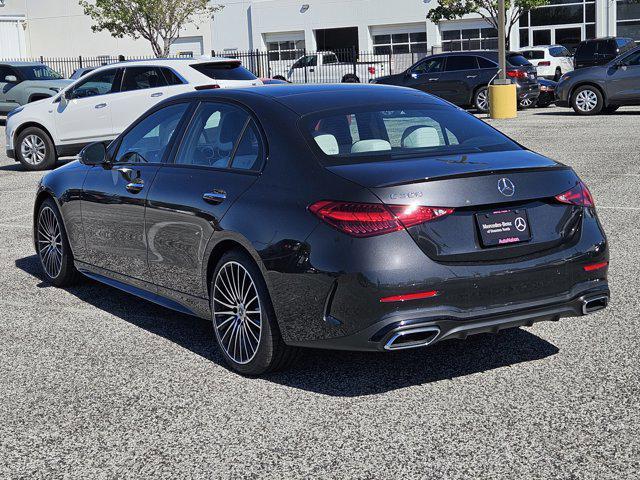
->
xmin=190 ymin=62 xmax=257 ymax=81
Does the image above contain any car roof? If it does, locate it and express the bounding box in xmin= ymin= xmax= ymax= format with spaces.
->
xmin=82 ymin=56 xmax=244 ymax=74
xmin=518 ymin=45 xmax=564 ymax=50
xmin=426 ymin=50 xmax=522 ymax=59
xmin=165 ymin=83 xmax=450 ymax=116
xmin=0 ymin=61 xmax=44 ymax=67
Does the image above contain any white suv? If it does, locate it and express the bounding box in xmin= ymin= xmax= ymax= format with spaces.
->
xmin=517 ymin=45 xmax=574 ymax=81
xmin=5 ymin=58 xmax=262 ymax=170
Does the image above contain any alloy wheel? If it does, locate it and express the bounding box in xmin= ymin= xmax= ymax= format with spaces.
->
xmin=575 ymin=90 xmax=598 ymax=112
xmin=476 ymin=89 xmax=489 ymax=111
xmin=212 ymin=261 xmax=262 ymax=364
xmin=37 ymin=206 xmax=63 ymax=279
xmin=20 ymin=135 xmax=47 ymax=165
xmin=520 ymin=97 xmax=534 ymax=108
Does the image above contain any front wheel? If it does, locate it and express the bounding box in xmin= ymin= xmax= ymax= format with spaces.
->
xmin=571 ymin=85 xmax=603 ymax=115
xmin=36 ymin=198 xmax=81 ymax=287
xmin=210 ymin=250 xmax=298 ymax=375
xmin=16 ymin=127 xmax=57 ymax=171
xmin=474 ymin=87 xmax=489 ymax=113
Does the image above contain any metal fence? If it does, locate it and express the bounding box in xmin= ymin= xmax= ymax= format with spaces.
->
xmin=1 ymin=47 xmax=443 ymax=83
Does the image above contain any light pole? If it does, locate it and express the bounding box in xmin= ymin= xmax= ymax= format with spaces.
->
xmin=489 ymin=0 xmax=517 ymax=118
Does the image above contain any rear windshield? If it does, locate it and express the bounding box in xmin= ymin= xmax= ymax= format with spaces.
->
xmin=519 ymin=50 xmax=545 ymax=60
xmin=16 ymin=65 xmax=64 ymax=80
xmin=506 ymin=54 xmax=532 ymax=66
xmin=304 ymin=105 xmax=522 ymax=165
xmin=190 ymin=62 xmax=257 ymax=81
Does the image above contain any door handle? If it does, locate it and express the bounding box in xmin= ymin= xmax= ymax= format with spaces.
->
xmin=95 ymin=103 xmax=107 ymax=109
xmin=150 ymin=92 xmax=164 ymax=97
xmin=466 ymin=75 xmax=477 ymax=78
xmin=125 ymin=181 xmax=144 ymax=193
xmin=203 ymin=190 xmax=227 ymax=204
xmin=309 ymin=68 xmax=315 ymax=72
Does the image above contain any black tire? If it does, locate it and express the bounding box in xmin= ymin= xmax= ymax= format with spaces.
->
xmin=36 ymin=198 xmax=81 ymax=287
xmin=554 ymin=68 xmax=562 ymax=81
xmin=341 ymin=73 xmax=360 ymax=83
xmin=602 ymin=105 xmax=619 ymax=114
xmin=16 ymin=126 xmax=57 ymax=171
xmin=571 ymin=85 xmax=603 ymax=115
xmin=473 ymin=86 xmax=489 ymax=113
xmin=210 ymin=249 xmax=298 ymax=375
xmin=537 ymin=97 xmax=553 ymax=108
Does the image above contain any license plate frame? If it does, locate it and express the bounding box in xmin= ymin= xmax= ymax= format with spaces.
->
xmin=476 ymin=209 xmax=532 ymax=247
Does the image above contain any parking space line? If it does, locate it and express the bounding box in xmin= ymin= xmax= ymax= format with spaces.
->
xmin=596 ymin=206 xmax=640 ymax=211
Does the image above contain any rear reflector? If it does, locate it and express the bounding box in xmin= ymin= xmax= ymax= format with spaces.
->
xmin=380 ymin=290 xmax=439 ymax=303
xmin=309 ymin=201 xmax=454 ymax=237
xmin=583 ymin=261 xmax=608 ymax=272
xmin=555 ymin=182 xmax=594 ymax=207
xmin=194 ymin=84 xmax=221 ymax=90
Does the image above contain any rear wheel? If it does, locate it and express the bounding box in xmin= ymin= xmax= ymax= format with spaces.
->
xmin=474 ymin=86 xmax=489 ymax=113
xmin=341 ymin=73 xmax=360 ymax=83
xmin=16 ymin=127 xmax=57 ymax=171
xmin=210 ymin=250 xmax=298 ymax=375
xmin=36 ymin=198 xmax=81 ymax=287
xmin=571 ymin=85 xmax=603 ymax=115
xmin=519 ymin=97 xmax=535 ymax=109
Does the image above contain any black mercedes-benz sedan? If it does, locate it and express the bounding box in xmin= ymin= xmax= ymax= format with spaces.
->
xmin=34 ymin=84 xmax=609 ymax=375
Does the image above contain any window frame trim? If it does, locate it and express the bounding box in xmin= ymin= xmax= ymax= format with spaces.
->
xmin=163 ymin=98 xmax=268 ymax=175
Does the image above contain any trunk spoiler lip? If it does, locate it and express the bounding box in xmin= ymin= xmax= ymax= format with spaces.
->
xmin=355 ymin=165 xmax=573 ymax=189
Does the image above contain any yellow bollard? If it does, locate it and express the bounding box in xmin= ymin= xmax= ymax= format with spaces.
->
xmin=489 ymin=84 xmax=517 ymax=119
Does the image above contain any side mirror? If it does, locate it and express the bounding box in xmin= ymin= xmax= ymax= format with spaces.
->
xmin=4 ymin=75 xmax=18 ymax=83
xmin=79 ymin=142 xmax=108 ymax=166
xmin=64 ymin=89 xmax=74 ymax=100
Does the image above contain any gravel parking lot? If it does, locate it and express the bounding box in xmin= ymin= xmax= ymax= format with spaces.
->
xmin=1 ymin=107 xmax=639 ymax=479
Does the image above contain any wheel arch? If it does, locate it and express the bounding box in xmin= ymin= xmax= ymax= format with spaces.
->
xmin=14 ymin=121 xmax=57 ymax=156
xmin=203 ymin=235 xmax=269 ymax=300
xmin=471 ymin=84 xmax=488 ymax=108
xmin=569 ymin=82 xmax=607 ymax=105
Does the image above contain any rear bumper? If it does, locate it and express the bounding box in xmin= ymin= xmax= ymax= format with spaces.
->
xmin=288 ymin=281 xmax=610 ymax=351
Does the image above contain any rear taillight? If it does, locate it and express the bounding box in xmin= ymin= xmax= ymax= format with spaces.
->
xmin=537 ymin=61 xmax=551 ymax=66
xmin=368 ymin=66 xmax=376 ymax=75
xmin=506 ymin=70 xmax=527 ymax=79
xmin=194 ymin=84 xmax=221 ymax=90
xmin=555 ymin=182 xmax=594 ymax=207
xmin=308 ymin=201 xmax=454 ymax=238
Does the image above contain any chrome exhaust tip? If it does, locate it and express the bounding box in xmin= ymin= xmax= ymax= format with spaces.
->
xmin=384 ymin=326 xmax=440 ymax=351
xmin=581 ymin=295 xmax=609 ymax=315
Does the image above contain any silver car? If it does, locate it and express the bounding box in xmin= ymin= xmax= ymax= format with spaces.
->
xmin=0 ymin=62 xmax=72 ymax=114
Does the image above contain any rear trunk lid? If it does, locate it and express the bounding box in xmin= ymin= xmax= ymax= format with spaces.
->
xmin=327 ymin=150 xmax=583 ymax=262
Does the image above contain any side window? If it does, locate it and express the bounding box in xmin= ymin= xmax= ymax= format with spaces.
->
xmin=624 ymin=50 xmax=640 ymax=66
xmin=477 ymin=57 xmax=497 ymax=69
xmin=115 ymin=103 xmax=189 ymax=164
xmin=444 ymin=56 xmax=478 ymax=71
xmin=175 ymin=102 xmax=261 ymax=170
xmin=231 ymin=120 xmax=262 ymax=170
xmin=121 ymin=66 xmax=167 ymax=92
xmin=71 ymin=69 xmax=119 ymax=99
xmin=323 ymin=54 xmax=338 ymax=64
xmin=160 ymin=68 xmax=184 ymax=86
xmin=413 ymin=57 xmax=444 ymax=74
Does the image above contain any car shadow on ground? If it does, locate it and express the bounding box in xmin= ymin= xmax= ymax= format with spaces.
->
xmin=16 ymin=254 xmax=559 ymax=397
xmin=0 ymin=163 xmax=24 ymax=171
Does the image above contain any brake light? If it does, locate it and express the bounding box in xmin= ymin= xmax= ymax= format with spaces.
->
xmin=506 ymin=70 xmax=527 ymax=79
xmin=368 ymin=66 xmax=376 ymax=75
xmin=194 ymin=84 xmax=220 ymax=90
xmin=583 ymin=261 xmax=608 ymax=272
xmin=537 ymin=61 xmax=551 ymax=66
xmin=308 ymin=201 xmax=454 ymax=237
xmin=555 ymin=182 xmax=594 ymax=207
xmin=380 ymin=290 xmax=439 ymax=303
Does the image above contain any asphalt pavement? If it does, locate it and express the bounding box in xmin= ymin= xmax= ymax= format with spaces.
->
xmin=1 ymin=107 xmax=639 ymax=479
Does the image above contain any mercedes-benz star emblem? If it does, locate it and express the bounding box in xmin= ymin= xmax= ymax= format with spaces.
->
xmin=498 ymin=178 xmax=515 ymax=197
xmin=515 ymin=217 xmax=527 ymax=232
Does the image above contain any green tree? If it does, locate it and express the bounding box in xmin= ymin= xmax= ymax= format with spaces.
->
xmin=426 ymin=0 xmax=550 ymax=49
xmin=79 ymin=0 xmax=224 ymax=57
